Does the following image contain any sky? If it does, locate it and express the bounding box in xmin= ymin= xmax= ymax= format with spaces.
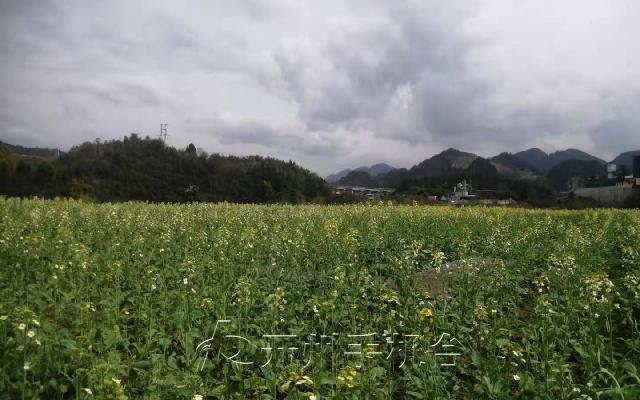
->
xmin=1 ymin=0 xmax=639 ymax=176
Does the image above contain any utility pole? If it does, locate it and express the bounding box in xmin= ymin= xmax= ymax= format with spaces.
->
xmin=160 ymin=124 xmax=168 ymax=141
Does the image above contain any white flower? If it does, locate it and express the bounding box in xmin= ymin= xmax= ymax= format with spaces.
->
xmin=84 ymin=388 xmax=93 ymax=395
xmin=17 ymin=323 xmax=26 ymax=330
xmin=35 ymin=339 xmax=41 ymax=346
xmin=183 ymin=278 xmax=188 ymax=285
xmin=151 ymin=284 xmax=157 ymax=290
xmin=23 ymin=362 xmax=31 ymax=370
xmin=31 ymin=319 xmax=40 ymax=326
xmin=0 ymin=315 xmax=7 ymax=321
xmin=192 ymin=395 xmax=203 ymax=400
xmin=27 ymin=330 xmax=36 ymax=338
xmin=513 ymin=374 xmax=520 ymax=381
xmin=112 ymin=378 xmax=121 ymax=385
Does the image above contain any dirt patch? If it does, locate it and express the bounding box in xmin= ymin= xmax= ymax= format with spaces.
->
xmin=387 ymin=258 xmax=497 ymax=299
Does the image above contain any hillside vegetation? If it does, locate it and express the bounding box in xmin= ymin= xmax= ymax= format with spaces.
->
xmin=0 ymin=135 xmax=328 ymax=203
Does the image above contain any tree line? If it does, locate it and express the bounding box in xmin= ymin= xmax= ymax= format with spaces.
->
xmin=0 ymin=134 xmax=328 ymax=203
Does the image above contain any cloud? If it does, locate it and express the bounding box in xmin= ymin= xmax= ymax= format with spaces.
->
xmin=1 ymin=0 xmax=639 ymax=175
xmin=186 ymin=114 xmax=346 ymax=161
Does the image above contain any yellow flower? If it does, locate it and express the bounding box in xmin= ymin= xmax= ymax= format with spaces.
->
xmin=122 ymin=308 xmax=130 ymax=315
xmin=200 ymin=297 xmax=214 ymax=308
xmin=337 ymin=365 xmax=357 ymax=387
xmin=419 ymin=307 xmax=433 ymax=322
xmin=363 ymin=346 xmax=377 ymax=359
xmin=83 ymin=302 xmax=96 ymax=312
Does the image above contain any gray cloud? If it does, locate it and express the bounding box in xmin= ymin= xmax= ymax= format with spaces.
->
xmin=1 ymin=0 xmax=639 ymax=175
xmin=62 ymin=81 xmax=166 ymax=107
xmin=187 ymin=115 xmax=346 ymax=161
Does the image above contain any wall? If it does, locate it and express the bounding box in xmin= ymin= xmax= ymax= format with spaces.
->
xmin=574 ymin=186 xmax=637 ymax=204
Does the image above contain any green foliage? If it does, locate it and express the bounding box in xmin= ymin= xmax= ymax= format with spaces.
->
xmin=547 ymin=160 xmax=607 ymax=191
xmin=0 ymin=144 xmax=17 ymax=185
xmin=1 ymin=200 xmax=639 ymax=398
xmin=337 ymin=170 xmax=379 ymax=188
xmin=0 ymin=135 xmax=328 ymax=203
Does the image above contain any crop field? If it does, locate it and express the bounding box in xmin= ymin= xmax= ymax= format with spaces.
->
xmin=1 ymin=198 xmax=640 ymax=399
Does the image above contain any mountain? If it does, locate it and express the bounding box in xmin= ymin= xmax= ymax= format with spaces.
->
xmin=490 ymin=152 xmax=540 ymax=178
xmin=547 ymin=160 xmax=607 ymax=191
xmin=337 ymin=170 xmax=379 ymax=188
xmin=380 ymin=149 xmax=554 ymax=204
xmin=0 ymin=134 xmax=328 ymax=203
xmin=611 ymin=150 xmax=640 ymax=173
xmin=0 ymin=140 xmax=62 ymax=158
xmin=326 ymin=163 xmax=394 ymax=183
xmin=361 ymin=163 xmax=395 ymax=177
xmin=514 ymin=148 xmax=605 ymax=174
xmin=514 ymin=148 xmax=551 ymax=173
xmin=549 ymin=149 xmax=605 ymax=166
xmin=412 ymin=148 xmax=477 ymax=177
xmin=325 ymin=168 xmax=352 ymax=183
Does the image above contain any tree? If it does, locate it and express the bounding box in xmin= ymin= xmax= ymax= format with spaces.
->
xmin=0 ymin=134 xmax=329 ymax=204
xmin=0 ymin=145 xmax=17 ymax=186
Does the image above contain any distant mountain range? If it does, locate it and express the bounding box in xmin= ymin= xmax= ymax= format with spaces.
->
xmin=327 ymin=147 xmax=639 ymax=194
xmin=3 ymin=136 xmax=638 ymax=205
xmin=325 ymin=163 xmax=395 ymax=183
xmin=326 ymin=147 xmax=613 ymax=183
xmin=513 ymin=148 xmax=604 ymax=174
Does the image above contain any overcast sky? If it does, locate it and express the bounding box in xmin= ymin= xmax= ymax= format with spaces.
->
xmin=1 ymin=1 xmax=639 ymax=175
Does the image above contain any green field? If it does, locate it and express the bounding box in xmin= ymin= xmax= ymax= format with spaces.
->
xmin=1 ymin=198 xmax=640 ymax=399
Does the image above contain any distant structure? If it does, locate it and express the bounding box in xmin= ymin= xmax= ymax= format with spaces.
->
xmin=441 ymin=179 xmax=515 ymax=206
xmin=452 ymin=179 xmax=474 ymax=201
xmin=573 ymin=155 xmax=640 ymax=204
xmin=607 ymin=163 xmax=617 ymax=179
xmin=441 ymin=179 xmax=476 ymax=204
xmin=159 ymin=124 xmax=168 ymax=141
xmin=332 ymin=185 xmax=395 ymax=201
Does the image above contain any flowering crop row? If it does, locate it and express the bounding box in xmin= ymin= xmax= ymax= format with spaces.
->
xmin=0 ymin=198 xmax=639 ymax=399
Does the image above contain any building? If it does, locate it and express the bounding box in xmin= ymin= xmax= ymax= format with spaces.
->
xmin=607 ymin=163 xmax=617 ymax=179
xmin=333 ymin=185 xmax=395 ymax=200
xmin=447 ymin=179 xmax=477 ymax=204
xmin=573 ymin=155 xmax=640 ymax=204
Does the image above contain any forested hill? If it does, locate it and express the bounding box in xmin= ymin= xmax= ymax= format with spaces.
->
xmin=0 ymin=140 xmax=62 ymax=158
xmin=0 ymin=134 xmax=328 ymax=203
